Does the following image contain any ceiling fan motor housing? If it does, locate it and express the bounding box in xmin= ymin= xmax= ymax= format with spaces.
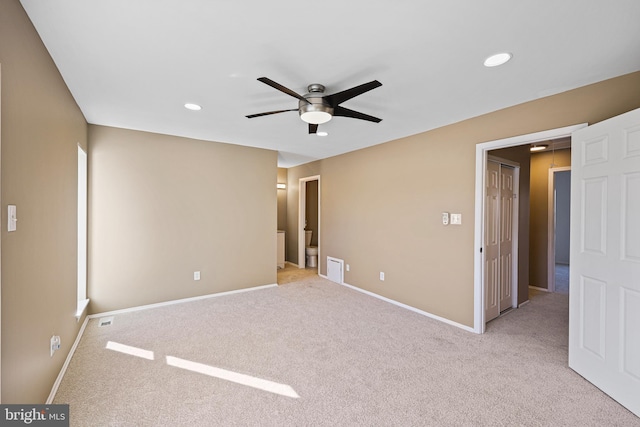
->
xmin=299 ymin=89 xmax=334 ymax=124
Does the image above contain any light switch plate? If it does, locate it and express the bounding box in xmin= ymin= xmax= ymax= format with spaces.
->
xmin=50 ymin=335 xmax=61 ymax=357
xmin=8 ymin=205 xmax=17 ymax=232
xmin=442 ymin=212 xmax=449 ymax=225
xmin=451 ymin=213 xmax=462 ymax=225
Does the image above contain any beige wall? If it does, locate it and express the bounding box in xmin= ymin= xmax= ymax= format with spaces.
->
xmin=1 ymin=0 xmax=88 ymax=403
xmin=488 ymin=145 xmax=531 ymax=305
xmin=88 ymin=125 xmax=277 ymax=313
xmin=529 ymin=149 xmax=571 ymax=289
xmin=287 ymin=71 xmax=640 ymax=327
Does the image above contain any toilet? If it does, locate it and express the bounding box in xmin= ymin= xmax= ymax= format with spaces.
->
xmin=305 ymin=230 xmax=318 ymax=268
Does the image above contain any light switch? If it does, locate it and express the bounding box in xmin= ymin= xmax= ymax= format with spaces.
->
xmin=442 ymin=212 xmax=449 ymax=225
xmin=8 ymin=205 xmax=17 ymax=232
xmin=451 ymin=213 xmax=462 ymax=225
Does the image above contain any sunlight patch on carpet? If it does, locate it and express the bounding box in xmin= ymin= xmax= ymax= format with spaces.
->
xmin=166 ymin=356 xmax=300 ymax=398
xmin=106 ymin=341 xmax=155 ymax=360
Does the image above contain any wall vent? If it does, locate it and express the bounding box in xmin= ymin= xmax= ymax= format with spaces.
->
xmin=327 ymin=257 xmax=344 ymax=284
xmin=98 ymin=316 xmax=114 ymax=327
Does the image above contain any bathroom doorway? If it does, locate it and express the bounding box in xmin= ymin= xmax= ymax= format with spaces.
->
xmin=298 ymin=175 xmax=320 ymax=272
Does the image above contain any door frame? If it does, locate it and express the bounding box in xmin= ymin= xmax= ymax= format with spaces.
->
xmin=298 ymin=175 xmax=321 ymax=271
xmin=547 ymin=166 xmax=571 ymax=293
xmin=0 ymin=64 xmax=3 ymax=403
xmin=473 ymin=123 xmax=587 ymax=333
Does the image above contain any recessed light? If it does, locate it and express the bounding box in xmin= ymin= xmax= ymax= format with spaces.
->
xmin=317 ymin=131 xmax=328 ymax=137
xmin=484 ymin=52 xmax=512 ymax=67
xmin=184 ymin=103 xmax=202 ymax=111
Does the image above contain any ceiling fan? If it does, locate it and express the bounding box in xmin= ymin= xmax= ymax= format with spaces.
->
xmin=246 ymin=77 xmax=382 ymax=134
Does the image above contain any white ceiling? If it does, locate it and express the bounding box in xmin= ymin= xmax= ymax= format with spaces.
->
xmin=20 ymin=1 xmax=640 ymax=167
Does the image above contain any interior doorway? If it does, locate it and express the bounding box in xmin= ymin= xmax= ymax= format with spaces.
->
xmin=298 ymin=175 xmax=320 ymax=272
xmin=473 ymin=124 xmax=587 ymax=333
xmin=548 ymin=168 xmax=571 ymax=294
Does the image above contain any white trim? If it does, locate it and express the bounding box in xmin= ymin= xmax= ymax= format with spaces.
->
xmin=75 ymin=298 xmax=90 ymax=321
xmin=518 ymin=300 xmax=530 ymax=308
xmin=0 ymin=64 xmax=3 ymax=403
xmin=547 ymin=166 xmax=571 ymax=293
xmin=341 ymin=282 xmax=475 ymax=333
xmin=298 ymin=175 xmax=321 ymax=271
xmin=89 ymin=284 xmax=277 ymax=318
xmin=77 ymin=145 xmax=87 ymax=304
xmin=47 ymin=315 xmax=90 ymax=404
xmin=285 ymin=261 xmax=299 ymax=268
xmin=474 ymin=124 xmax=587 ymax=334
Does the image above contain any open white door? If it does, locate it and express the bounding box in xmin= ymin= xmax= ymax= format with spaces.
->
xmin=569 ymin=107 xmax=640 ymax=416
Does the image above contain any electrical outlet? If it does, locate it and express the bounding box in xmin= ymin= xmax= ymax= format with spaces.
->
xmin=346 ymin=264 xmax=350 ymax=272
xmin=194 ymin=271 xmax=201 ymax=281
xmin=380 ymin=272 xmax=385 ymax=281
xmin=50 ymin=335 xmax=61 ymax=357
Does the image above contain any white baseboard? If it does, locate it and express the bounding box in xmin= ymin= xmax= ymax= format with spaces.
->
xmin=47 ymin=315 xmax=90 ymax=404
xmin=518 ymin=300 xmax=530 ymax=308
xmin=90 ymin=284 xmax=278 ymax=319
xmin=285 ymin=261 xmax=299 ymax=268
xmin=529 ymin=285 xmax=551 ymax=292
xmin=340 ymin=281 xmax=475 ymax=333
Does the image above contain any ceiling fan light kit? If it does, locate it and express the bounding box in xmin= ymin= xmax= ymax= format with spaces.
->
xmin=247 ymin=77 xmax=382 ymax=134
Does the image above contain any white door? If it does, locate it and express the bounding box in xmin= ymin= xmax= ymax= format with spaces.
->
xmin=485 ymin=161 xmax=500 ymax=322
xmin=569 ymin=107 xmax=640 ymax=416
xmin=499 ymin=165 xmax=515 ymax=312
xmin=485 ymin=161 xmax=517 ymax=322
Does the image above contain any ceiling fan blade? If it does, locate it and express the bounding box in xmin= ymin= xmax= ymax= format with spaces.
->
xmin=324 ymin=80 xmax=382 ymax=107
xmin=246 ymin=108 xmax=298 ymax=119
xmin=333 ymin=106 xmax=382 ymax=123
xmin=308 ymin=124 xmax=318 ymax=134
xmin=257 ymin=77 xmax=310 ymax=104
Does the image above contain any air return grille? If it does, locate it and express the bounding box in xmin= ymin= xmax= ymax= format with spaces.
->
xmin=98 ymin=317 xmax=114 ymax=327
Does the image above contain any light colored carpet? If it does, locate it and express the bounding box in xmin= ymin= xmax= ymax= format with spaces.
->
xmin=54 ymin=274 xmax=639 ymax=426
xmin=555 ymin=263 xmax=569 ymax=294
